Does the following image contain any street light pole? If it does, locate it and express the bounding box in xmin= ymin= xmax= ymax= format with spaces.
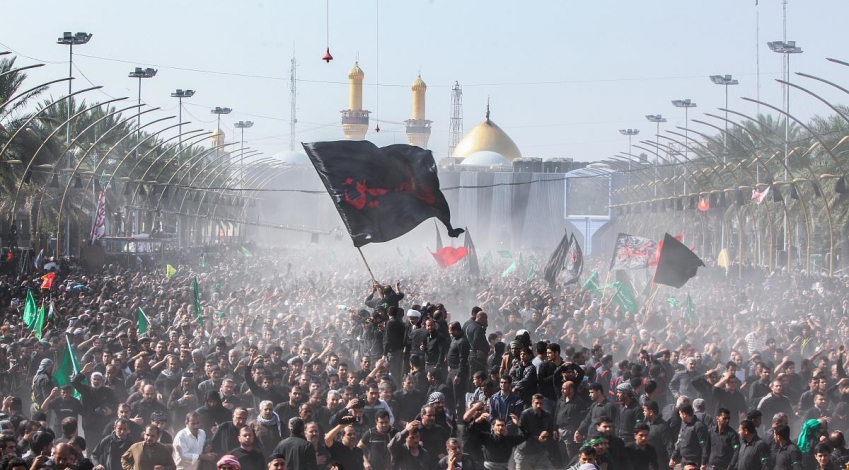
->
xmin=619 ymin=129 xmax=640 ymax=186
xmin=672 ymin=100 xmax=697 ymax=160
xmin=128 ymin=67 xmax=158 ymax=159
xmin=233 ymin=121 xmax=254 ymax=185
xmin=233 ymin=121 xmax=253 ymax=241
xmin=210 ymin=107 xmax=232 ymax=135
xmin=645 ymin=115 xmax=666 ymax=197
xmin=170 ymin=89 xmax=195 ymax=152
xmin=210 ymin=107 xmax=232 ymax=168
xmin=56 ymin=31 xmax=92 ymax=257
xmin=768 ymin=40 xmax=802 ymax=261
xmin=709 ymin=75 xmax=739 ymax=164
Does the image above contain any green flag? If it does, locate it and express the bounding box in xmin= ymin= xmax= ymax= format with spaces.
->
xmin=193 ymin=277 xmax=204 ymax=329
xmin=685 ymin=294 xmax=695 ymax=323
xmin=201 ymin=255 xmax=207 ymax=268
xmin=23 ymin=289 xmax=36 ymax=329
xmin=667 ymin=295 xmax=681 ymax=308
xmin=54 ymin=336 xmax=82 ymax=400
xmin=165 ymin=264 xmax=177 ymax=279
xmin=33 ymin=301 xmax=46 ymax=339
xmin=240 ymin=247 xmax=253 ymax=258
xmin=610 ymin=282 xmax=639 ymax=313
xmin=582 ymin=271 xmax=602 ymax=299
xmin=482 ymin=251 xmax=493 ymax=265
xmin=501 ymin=261 xmax=517 ymax=278
xmin=137 ymin=308 xmax=150 ymax=334
xmin=526 ymin=264 xmax=535 ymax=281
xmin=497 ymin=250 xmax=512 ymax=259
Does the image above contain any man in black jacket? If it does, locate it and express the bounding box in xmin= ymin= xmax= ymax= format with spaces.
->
xmin=554 ymin=381 xmax=587 ymax=464
xmin=707 ymin=408 xmax=740 ymax=470
xmin=615 ymin=382 xmax=643 ymax=445
xmin=729 ymin=419 xmax=770 ymax=470
xmin=388 ymin=420 xmax=434 ymax=470
xmin=669 ymin=404 xmax=709 ymax=469
xmin=510 ymin=347 xmax=537 ymax=408
xmin=446 ymin=322 xmax=470 ymax=416
xmin=210 ymin=407 xmax=249 ymax=455
xmin=466 ymin=312 xmax=490 ymax=381
xmin=575 ymin=383 xmax=618 ymax=443
xmin=73 ymin=361 xmax=118 ymax=447
xmin=91 ymin=418 xmax=135 ymax=470
xmin=424 ymin=319 xmax=446 ymax=374
xmin=383 ymin=307 xmax=407 ymax=385
xmin=642 ymin=400 xmax=673 ymax=470
xmin=229 ymin=426 xmax=266 ymax=470
xmin=624 ymin=423 xmax=659 ymax=470
xmin=514 ymin=394 xmax=555 ymax=470
xmin=273 ymin=417 xmax=317 ymax=470
xmin=537 ymin=343 xmax=566 ymax=411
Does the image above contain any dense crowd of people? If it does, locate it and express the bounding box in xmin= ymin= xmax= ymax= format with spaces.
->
xmin=0 ymin=242 xmax=846 ymax=470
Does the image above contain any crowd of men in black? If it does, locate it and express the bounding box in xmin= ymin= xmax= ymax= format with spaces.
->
xmin=0 ymin=246 xmax=842 ymax=470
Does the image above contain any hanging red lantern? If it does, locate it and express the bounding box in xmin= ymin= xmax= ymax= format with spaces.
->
xmin=323 ymin=0 xmax=333 ymax=63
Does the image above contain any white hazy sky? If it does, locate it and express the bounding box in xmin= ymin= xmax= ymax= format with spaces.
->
xmin=3 ymin=0 xmax=849 ymax=163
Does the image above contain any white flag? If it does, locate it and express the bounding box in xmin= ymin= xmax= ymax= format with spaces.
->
xmin=90 ymin=190 xmax=107 ymax=243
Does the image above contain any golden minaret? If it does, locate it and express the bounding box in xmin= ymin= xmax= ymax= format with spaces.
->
xmin=340 ymin=62 xmax=370 ymax=140
xmin=405 ymin=75 xmax=432 ymax=148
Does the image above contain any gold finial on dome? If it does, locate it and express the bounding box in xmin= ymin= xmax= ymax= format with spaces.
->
xmin=451 ymin=101 xmax=522 ymax=162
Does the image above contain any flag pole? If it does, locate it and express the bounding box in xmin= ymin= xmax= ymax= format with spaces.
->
xmin=356 ymin=247 xmax=379 ymax=287
xmin=598 ymin=271 xmax=612 ymax=305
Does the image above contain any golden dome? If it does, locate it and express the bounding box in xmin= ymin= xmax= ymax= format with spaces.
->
xmin=210 ymin=127 xmax=226 ymax=144
xmin=451 ymin=105 xmax=522 ymax=162
xmin=348 ymin=62 xmax=364 ymax=80
xmin=412 ymin=75 xmax=427 ymax=91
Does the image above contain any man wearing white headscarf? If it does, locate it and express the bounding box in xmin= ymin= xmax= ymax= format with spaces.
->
xmin=75 ymin=361 xmax=119 ymax=446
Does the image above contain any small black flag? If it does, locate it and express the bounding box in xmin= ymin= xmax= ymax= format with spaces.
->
xmin=654 ymin=233 xmax=705 ymax=288
xmin=543 ymin=232 xmax=570 ymax=287
xmin=563 ymin=233 xmax=583 ymax=285
xmin=464 ymin=228 xmax=480 ymax=277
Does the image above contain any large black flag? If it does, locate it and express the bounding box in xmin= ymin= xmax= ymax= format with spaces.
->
xmin=654 ymin=232 xmax=705 ymax=288
xmin=303 ymin=141 xmax=463 ymax=247
xmin=463 ymin=227 xmax=480 ymax=276
xmin=543 ymin=232 xmax=570 ymax=287
xmin=562 ymin=233 xmax=583 ymax=285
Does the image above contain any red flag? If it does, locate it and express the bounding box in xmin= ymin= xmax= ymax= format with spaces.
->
xmin=649 ymin=233 xmax=684 ymax=267
xmin=752 ymin=186 xmax=770 ymax=205
xmin=41 ymin=272 xmax=55 ymax=290
xmin=429 ymin=246 xmax=467 ymax=269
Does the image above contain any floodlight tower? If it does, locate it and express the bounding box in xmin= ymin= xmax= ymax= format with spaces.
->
xmin=645 ymin=115 xmax=666 ymax=196
xmin=448 ymin=81 xmax=463 ymax=158
xmin=709 ymin=75 xmax=739 ymax=163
